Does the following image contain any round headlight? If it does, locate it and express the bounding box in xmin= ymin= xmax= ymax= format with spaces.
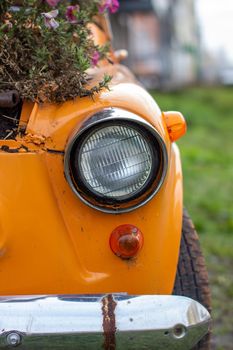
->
xmin=65 ymin=108 xmax=168 ymax=213
xmin=78 ymin=124 xmax=154 ymax=200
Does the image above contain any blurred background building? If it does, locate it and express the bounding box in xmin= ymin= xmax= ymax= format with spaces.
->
xmin=111 ymin=0 xmax=199 ymax=89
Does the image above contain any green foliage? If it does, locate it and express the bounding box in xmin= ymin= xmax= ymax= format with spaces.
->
xmin=151 ymin=86 xmax=233 ymax=349
xmin=0 ymin=0 xmax=111 ymax=102
xmin=151 ymin=87 xmax=233 ymax=236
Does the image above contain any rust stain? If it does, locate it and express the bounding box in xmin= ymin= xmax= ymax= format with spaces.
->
xmin=102 ymin=294 xmax=117 ymax=350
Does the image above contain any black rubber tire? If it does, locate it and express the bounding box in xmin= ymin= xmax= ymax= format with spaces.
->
xmin=173 ymin=209 xmax=212 ymax=350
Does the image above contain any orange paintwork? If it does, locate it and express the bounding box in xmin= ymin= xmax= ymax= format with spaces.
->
xmin=0 ymin=21 xmax=184 ymax=296
xmin=19 ymin=100 xmax=34 ymax=127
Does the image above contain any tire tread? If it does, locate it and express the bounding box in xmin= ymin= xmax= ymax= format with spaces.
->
xmin=173 ymin=209 xmax=211 ymax=350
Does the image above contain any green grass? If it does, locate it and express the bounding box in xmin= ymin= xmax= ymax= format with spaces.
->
xmin=151 ymin=87 xmax=233 ymax=349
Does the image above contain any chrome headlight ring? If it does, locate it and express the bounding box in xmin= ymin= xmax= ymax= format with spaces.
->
xmin=64 ymin=108 xmax=168 ymax=213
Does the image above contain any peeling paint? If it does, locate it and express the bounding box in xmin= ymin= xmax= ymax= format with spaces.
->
xmin=24 ymin=133 xmax=46 ymax=146
xmin=0 ymin=144 xmax=29 ymax=153
xmin=0 ymin=143 xmax=64 ymax=154
xmin=0 ymin=145 xmax=22 ymax=153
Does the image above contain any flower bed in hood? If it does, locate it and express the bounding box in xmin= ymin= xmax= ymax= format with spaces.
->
xmin=0 ymin=0 xmax=119 ymax=103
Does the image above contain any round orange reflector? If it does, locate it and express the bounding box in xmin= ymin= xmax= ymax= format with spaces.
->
xmin=110 ymin=225 xmax=143 ymax=259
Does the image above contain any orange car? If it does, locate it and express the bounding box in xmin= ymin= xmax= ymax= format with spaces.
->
xmin=0 ymin=16 xmax=211 ymax=350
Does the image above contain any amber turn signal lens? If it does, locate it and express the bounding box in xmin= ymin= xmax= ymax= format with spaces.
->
xmin=110 ymin=225 xmax=143 ymax=259
xmin=163 ymin=111 xmax=187 ymax=142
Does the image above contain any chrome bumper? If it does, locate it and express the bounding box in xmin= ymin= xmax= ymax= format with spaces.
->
xmin=0 ymin=294 xmax=210 ymax=349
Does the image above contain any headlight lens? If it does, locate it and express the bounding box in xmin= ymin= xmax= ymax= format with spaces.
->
xmin=79 ymin=124 xmax=154 ymax=200
xmin=65 ymin=108 xmax=168 ymax=213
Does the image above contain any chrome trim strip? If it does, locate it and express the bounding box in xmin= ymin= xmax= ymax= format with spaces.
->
xmin=0 ymin=294 xmax=211 ymax=349
xmin=64 ymin=107 xmax=168 ymax=214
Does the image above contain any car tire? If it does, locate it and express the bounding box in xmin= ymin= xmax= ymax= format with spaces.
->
xmin=173 ymin=209 xmax=212 ymax=350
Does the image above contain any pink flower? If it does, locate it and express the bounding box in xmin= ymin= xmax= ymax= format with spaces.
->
xmin=91 ymin=51 xmax=100 ymax=66
xmin=46 ymin=0 xmax=61 ymax=7
xmin=42 ymin=10 xmax=59 ymax=29
xmin=65 ymin=5 xmax=80 ymax=24
xmin=99 ymin=0 xmax=119 ymax=14
xmin=3 ymin=21 xmax=13 ymax=32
